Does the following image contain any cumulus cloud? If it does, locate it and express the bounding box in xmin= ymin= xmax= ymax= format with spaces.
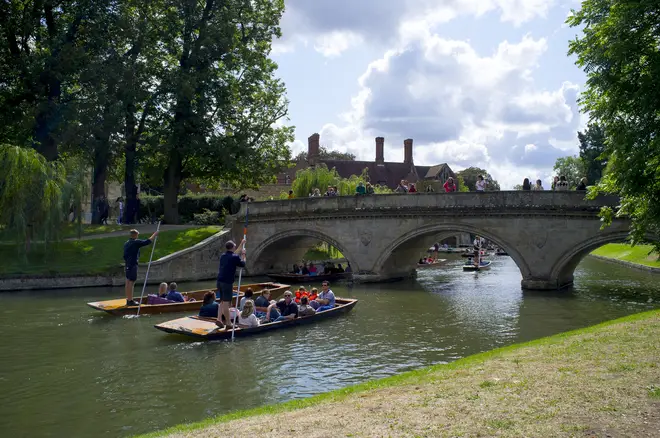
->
xmin=314 ymin=30 xmax=581 ymax=188
xmin=277 ymin=0 xmax=557 ymax=57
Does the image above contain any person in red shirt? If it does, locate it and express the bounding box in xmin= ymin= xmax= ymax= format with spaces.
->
xmin=443 ymin=177 xmax=457 ymax=192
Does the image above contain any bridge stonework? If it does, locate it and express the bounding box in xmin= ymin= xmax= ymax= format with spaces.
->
xmin=227 ymin=192 xmax=630 ymax=290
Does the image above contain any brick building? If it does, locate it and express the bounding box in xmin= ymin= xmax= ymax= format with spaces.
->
xmin=278 ymin=133 xmax=455 ymax=189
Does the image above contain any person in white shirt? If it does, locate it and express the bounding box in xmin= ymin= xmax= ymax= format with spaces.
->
xmin=475 ymin=175 xmax=486 ymax=191
xmin=238 ymin=299 xmax=259 ymax=328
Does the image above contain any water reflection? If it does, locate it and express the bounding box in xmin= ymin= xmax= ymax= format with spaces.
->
xmin=0 ymin=256 xmax=659 ymax=437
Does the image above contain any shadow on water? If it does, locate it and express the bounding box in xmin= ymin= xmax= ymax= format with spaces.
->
xmin=1 ymin=256 xmax=659 ymax=437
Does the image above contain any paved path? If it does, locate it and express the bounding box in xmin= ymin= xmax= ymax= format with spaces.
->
xmin=65 ymin=224 xmax=200 ymax=241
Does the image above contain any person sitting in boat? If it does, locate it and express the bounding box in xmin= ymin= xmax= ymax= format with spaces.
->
xmin=295 ymin=286 xmax=309 ymax=304
xmin=166 ymin=282 xmax=185 ymax=303
xmin=290 ymin=264 xmax=300 ymax=274
xmin=199 ymin=291 xmax=219 ymax=318
xmin=263 ymin=300 xmax=281 ymax=322
xmin=273 ymin=290 xmax=299 ymax=322
xmin=314 ymin=282 xmax=336 ymax=312
xmin=308 ymin=263 xmax=318 ymax=276
xmin=336 ymin=264 xmax=345 ymax=273
xmin=344 ymin=263 xmax=352 ymax=273
xmin=301 ymin=264 xmax=310 ymax=275
xmin=308 ymin=287 xmax=319 ymax=305
xmin=254 ymin=289 xmax=271 ymax=310
xmin=238 ymin=288 xmax=254 ymax=310
xmin=418 ymin=258 xmax=425 ymax=265
xmin=298 ymin=296 xmax=316 ymax=317
xmin=238 ymin=300 xmax=260 ymax=328
xmin=158 ymin=282 xmax=168 ymax=298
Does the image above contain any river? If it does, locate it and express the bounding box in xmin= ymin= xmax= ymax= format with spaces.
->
xmin=1 ymin=256 xmax=659 ymax=437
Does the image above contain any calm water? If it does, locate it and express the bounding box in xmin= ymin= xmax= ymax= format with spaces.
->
xmin=1 ymin=256 xmax=659 ymax=437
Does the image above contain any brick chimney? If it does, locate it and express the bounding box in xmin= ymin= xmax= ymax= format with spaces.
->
xmin=404 ymin=138 xmax=413 ymax=164
xmin=308 ymin=133 xmax=320 ymax=166
xmin=375 ymin=137 xmax=385 ymax=164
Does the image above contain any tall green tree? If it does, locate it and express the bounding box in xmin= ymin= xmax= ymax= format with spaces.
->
xmin=567 ymin=1 xmax=660 ymax=248
xmin=456 ymin=167 xmax=501 ymax=191
xmin=553 ymin=156 xmax=585 ymax=189
xmin=0 ymin=1 xmax=103 ymax=160
xmin=578 ymin=123 xmax=607 ymax=185
xmin=155 ymin=0 xmax=293 ymax=223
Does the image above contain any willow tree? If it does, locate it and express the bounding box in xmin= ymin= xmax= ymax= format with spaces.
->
xmin=0 ymin=145 xmax=66 ymax=255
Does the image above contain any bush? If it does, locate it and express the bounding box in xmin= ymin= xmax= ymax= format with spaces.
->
xmin=192 ymin=208 xmax=223 ymax=225
xmin=138 ymin=195 xmax=240 ymax=224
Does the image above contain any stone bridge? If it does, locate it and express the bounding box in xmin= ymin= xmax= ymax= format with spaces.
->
xmin=225 ymin=192 xmax=635 ymax=290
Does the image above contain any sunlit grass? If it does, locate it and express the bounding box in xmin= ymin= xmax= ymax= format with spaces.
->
xmin=0 ymin=226 xmax=221 ymax=276
xmin=591 ymin=243 xmax=660 ymax=268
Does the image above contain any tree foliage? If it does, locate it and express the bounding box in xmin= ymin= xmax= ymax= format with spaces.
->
xmin=295 ymin=146 xmax=356 ymax=162
xmin=0 ymin=145 xmax=65 ymax=255
xmin=567 ymin=1 xmax=660 ymax=248
xmin=289 ymin=164 xmax=391 ymax=198
xmin=456 ymin=167 xmax=501 ymax=191
xmin=553 ymin=156 xmax=586 ymax=189
xmin=578 ymin=123 xmax=607 ymax=185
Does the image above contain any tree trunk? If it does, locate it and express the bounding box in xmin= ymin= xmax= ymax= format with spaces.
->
xmin=91 ymin=140 xmax=109 ymax=224
xmin=124 ymin=104 xmax=138 ymax=224
xmin=32 ymin=74 xmax=62 ymax=161
xmin=163 ymin=150 xmax=182 ymax=224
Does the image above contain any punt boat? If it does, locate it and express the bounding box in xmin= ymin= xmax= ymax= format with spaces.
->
xmin=154 ymin=298 xmax=358 ymax=340
xmin=416 ymin=259 xmax=448 ymax=269
xmin=266 ymin=272 xmax=350 ymax=284
xmin=462 ymin=261 xmax=492 ymax=271
xmin=87 ymin=282 xmax=289 ymax=316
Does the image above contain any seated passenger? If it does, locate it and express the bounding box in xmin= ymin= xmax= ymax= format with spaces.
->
xmin=238 ymin=287 xmax=254 ymax=310
xmin=166 ymin=282 xmax=185 ymax=303
xmin=254 ymin=289 xmax=271 ymax=309
xmin=308 ymin=263 xmax=318 ymax=276
xmin=158 ymin=282 xmax=168 ymax=298
xmin=298 ymin=296 xmax=316 ymax=317
xmin=336 ymin=264 xmax=345 ymax=273
xmin=199 ymin=291 xmax=219 ymax=318
xmin=238 ymin=299 xmax=259 ymax=328
xmin=295 ymin=286 xmax=309 ymax=304
xmin=344 ymin=263 xmax=352 ymax=273
xmin=274 ymin=290 xmax=299 ymax=322
xmin=314 ymin=282 xmax=336 ymax=312
xmin=301 ymin=264 xmax=310 ymax=275
xmin=308 ymin=287 xmax=320 ymax=309
xmin=263 ymin=299 xmax=281 ymax=322
xmin=290 ymin=264 xmax=299 ymax=274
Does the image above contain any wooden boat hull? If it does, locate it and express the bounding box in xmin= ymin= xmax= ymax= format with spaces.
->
xmin=154 ymin=298 xmax=358 ymax=340
xmin=461 ymin=252 xmax=491 ymax=258
xmin=266 ymin=272 xmax=350 ymax=284
xmin=416 ymin=259 xmax=448 ymax=269
xmin=462 ymin=261 xmax=492 ymax=271
xmin=495 ymin=251 xmax=508 ymax=256
xmin=87 ymin=283 xmax=289 ymax=316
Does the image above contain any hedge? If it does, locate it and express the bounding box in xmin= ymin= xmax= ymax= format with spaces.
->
xmin=139 ymin=195 xmax=241 ymax=223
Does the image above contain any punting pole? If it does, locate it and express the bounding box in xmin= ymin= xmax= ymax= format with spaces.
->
xmin=231 ymin=205 xmax=249 ymax=341
xmin=137 ymin=221 xmax=161 ymax=316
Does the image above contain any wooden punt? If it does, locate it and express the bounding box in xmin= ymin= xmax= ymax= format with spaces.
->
xmin=462 ymin=261 xmax=492 ymax=271
xmin=266 ymin=272 xmax=350 ymax=284
xmin=154 ymin=298 xmax=358 ymax=340
xmin=416 ymin=259 xmax=448 ymax=269
xmin=87 ymin=283 xmax=290 ymax=316
xmin=461 ymin=252 xmax=491 ymax=258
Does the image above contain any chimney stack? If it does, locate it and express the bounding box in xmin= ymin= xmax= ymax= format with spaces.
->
xmin=404 ymin=138 xmax=413 ymax=164
xmin=308 ymin=133 xmax=320 ymax=166
xmin=375 ymin=137 xmax=385 ymax=164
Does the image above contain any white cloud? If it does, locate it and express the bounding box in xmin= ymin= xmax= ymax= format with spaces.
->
xmin=313 ymin=31 xmax=364 ymax=57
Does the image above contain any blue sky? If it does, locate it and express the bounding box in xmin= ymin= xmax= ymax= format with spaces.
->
xmin=271 ymin=0 xmax=587 ymax=188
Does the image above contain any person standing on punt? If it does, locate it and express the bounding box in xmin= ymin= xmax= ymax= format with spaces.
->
xmin=215 ymin=239 xmax=246 ymax=329
xmin=123 ymin=228 xmax=159 ymax=306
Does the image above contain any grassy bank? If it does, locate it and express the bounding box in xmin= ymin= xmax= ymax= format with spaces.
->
xmin=141 ymin=309 xmax=660 ymax=438
xmin=0 ymin=226 xmax=221 ymax=276
xmin=591 ymin=243 xmax=660 ymax=268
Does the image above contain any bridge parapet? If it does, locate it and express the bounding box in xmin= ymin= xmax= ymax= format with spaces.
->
xmin=232 ymin=192 xmax=620 ymax=220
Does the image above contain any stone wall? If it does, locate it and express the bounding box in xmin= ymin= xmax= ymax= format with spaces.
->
xmin=0 ymin=229 xmax=236 ymax=291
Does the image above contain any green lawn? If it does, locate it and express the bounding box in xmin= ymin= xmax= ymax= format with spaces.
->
xmin=60 ymin=223 xmax=132 ymax=238
xmin=0 ymin=226 xmax=221 ymax=276
xmin=591 ymin=243 xmax=660 ymax=268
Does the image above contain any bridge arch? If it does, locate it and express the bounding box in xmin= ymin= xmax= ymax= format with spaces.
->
xmin=550 ymin=230 xmax=656 ymax=287
xmin=248 ymin=228 xmax=358 ymax=276
xmin=373 ymin=223 xmax=531 ymax=280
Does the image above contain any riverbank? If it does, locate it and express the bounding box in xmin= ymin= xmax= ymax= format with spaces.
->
xmin=590 ymin=243 xmax=660 ymax=273
xmin=142 ymin=309 xmax=660 ymax=438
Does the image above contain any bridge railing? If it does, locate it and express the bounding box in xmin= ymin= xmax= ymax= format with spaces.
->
xmin=234 ymin=191 xmax=620 ymax=217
